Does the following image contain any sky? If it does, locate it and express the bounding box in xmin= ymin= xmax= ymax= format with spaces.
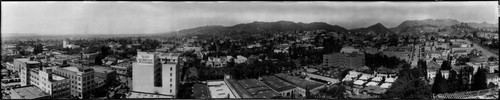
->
xmin=1 ymin=1 xmax=498 ymax=36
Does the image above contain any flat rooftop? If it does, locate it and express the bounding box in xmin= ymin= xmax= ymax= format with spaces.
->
xmin=14 ymin=58 xmax=40 ymax=64
xmin=274 ymin=73 xmax=324 ymax=90
xmin=192 ymin=84 xmax=210 ymax=99
xmin=207 ymin=80 xmax=235 ymax=98
xmin=225 ymin=79 xmax=253 ymax=98
xmin=9 ymin=86 xmax=49 ymax=99
xmin=127 ymin=91 xmax=174 ymax=98
xmin=237 ymin=79 xmax=280 ymax=98
xmin=261 ymin=76 xmax=297 ymax=92
xmin=62 ymin=66 xmax=94 ymax=73
xmin=91 ymin=66 xmax=116 ymax=73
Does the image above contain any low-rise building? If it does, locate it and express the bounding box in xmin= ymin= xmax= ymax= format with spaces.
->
xmin=341 ymin=46 xmax=361 ymax=54
xmin=343 ymin=70 xmax=362 ymax=82
xmin=381 ymin=46 xmax=413 ymax=63
xmin=260 ymin=76 xmax=298 ymax=97
xmin=206 ymin=57 xmax=230 ymax=68
xmin=91 ymin=66 xmax=117 ymax=86
xmin=486 ymin=73 xmax=500 ymax=86
xmin=323 ymin=53 xmax=365 ymax=69
xmin=225 ymin=79 xmax=281 ymax=98
xmin=207 ymin=80 xmax=236 ymax=98
xmin=274 ymin=73 xmax=325 ymax=96
xmin=192 ymin=83 xmax=210 ymax=99
xmin=234 ymin=55 xmax=248 ymax=64
xmin=8 ymin=85 xmax=51 ymax=99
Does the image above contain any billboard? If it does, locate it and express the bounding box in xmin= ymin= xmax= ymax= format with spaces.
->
xmin=137 ymin=52 xmax=155 ymax=64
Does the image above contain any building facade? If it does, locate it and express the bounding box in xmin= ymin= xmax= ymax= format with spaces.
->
xmin=16 ymin=58 xmax=41 ymax=86
xmin=323 ymin=53 xmax=365 ymax=69
xmin=132 ymin=51 xmax=179 ymax=98
xmin=52 ymin=66 xmax=96 ymax=99
xmin=29 ymin=67 xmax=70 ymax=98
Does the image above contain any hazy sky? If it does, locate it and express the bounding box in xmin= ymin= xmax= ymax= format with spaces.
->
xmin=2 ymin=1 xmax=498 ymax=35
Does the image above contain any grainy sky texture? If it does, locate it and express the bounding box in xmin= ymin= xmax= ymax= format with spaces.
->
xmin=1 ymin=1 xmax=498 ymax=35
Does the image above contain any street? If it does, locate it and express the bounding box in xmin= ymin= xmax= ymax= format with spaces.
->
xmin=467 ymin=39 xmax=498 ymax=58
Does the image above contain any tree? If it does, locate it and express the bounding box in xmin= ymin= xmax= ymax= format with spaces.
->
xmin=447 ymin=70 xmax=459 ymax=92
xmin=440 ymin=61 xmax=452 ymax=70
xmin=471 ymin=67 xmax=488 ymax=90
xmin=33 ymin=44 xmax=44 ymax=55
xmin=383 ymin=68 xmax=432 ymax=99
xmin=417 ymin=59 xmax=427 ymax=78
xmin=318 ymin=85 xmax=346 ymax=99
xmin=487 ymin=82 xmax=497 ymax=88
xmin=432 ymin=71 xmax=448 ymax=93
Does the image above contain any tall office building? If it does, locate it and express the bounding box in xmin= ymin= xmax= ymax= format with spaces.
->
xmin=63 ymin=39 xmax=69 ymax=48
xmin=29 ymin=67 xmax=70 ymax=98
xmin=16 ymin=57 xmax=41 ymax=86
xmin=52 ymin=66 xmax=96 ymax=99
xmin=132 ymin=51 xmax=180 ymax=98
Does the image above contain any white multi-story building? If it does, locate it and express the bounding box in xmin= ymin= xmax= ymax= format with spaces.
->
xmin=206 ymin=57 xmax=229 ymax=68
xmin=132 ymin=51 xmax=179 ymax=98
xmin=16 ymin=58 xmax=41 ymax=86
xmin=52 ymin=66 xmax=96 ymax=99
xmin=29 ymin=67 xmax=70 ymax=98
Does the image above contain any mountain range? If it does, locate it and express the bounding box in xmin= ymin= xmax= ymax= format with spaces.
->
xmin=171 ymin=19 xmax=497 ymax=37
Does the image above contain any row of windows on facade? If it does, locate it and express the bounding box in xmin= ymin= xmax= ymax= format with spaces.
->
xmin=54 ymin=70 xmax=94 ymax=82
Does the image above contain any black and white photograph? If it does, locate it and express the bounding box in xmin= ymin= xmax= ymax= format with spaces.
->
xmin=1 ymin=1 xmax=499 ymax=99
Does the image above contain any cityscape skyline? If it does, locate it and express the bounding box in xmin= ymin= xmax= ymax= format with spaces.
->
xmin=1 ymin=1 xmax=498 ymax=36
xmin=1 ymin=1 xmax=499 ymax=99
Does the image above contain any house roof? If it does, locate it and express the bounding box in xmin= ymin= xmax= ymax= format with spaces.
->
xmin=486 ymin=73 xmax=499 ymax=79
xmin=380 ymin=83 xmax=392 ymax=89
xmin=363 ymin=86 xmax=387 ymax=94
xmin=358 ymin=74 xmax=373 ymax=80
xmin=365 ymin=82 xmax=379 ymax=87
xmin=385 ymin=77 xmax=397 ymax=83
xmin=354 ymin=80 xmax=366 ymax=86
xmin=371 ymin=77 xmax=383 ymax=82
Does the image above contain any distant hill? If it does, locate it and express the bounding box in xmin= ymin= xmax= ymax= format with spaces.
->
xmin=229 ymin=21 xmax=349 ymax=33
xmin=173 ymin=21 xmax=348 ymax=37
xmin=351 ymin=23 xmax=395 ymax=35
xmin=390 ymin=19 xmax=498 ymax=34
xmin=390 ymin=19 xmax=461 ymax=33
xmin=466 ymin=22 xmax=498 ymax=30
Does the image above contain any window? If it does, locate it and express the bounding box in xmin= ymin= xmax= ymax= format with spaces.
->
xmin=170 ymin=73 xmax=172 ymax=76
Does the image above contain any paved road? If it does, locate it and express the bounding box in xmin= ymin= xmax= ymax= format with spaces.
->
xmin=410 ymin=45 xmax=420 ymax=68
xmin=467 ymin=39 xmax=498 ymax=58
